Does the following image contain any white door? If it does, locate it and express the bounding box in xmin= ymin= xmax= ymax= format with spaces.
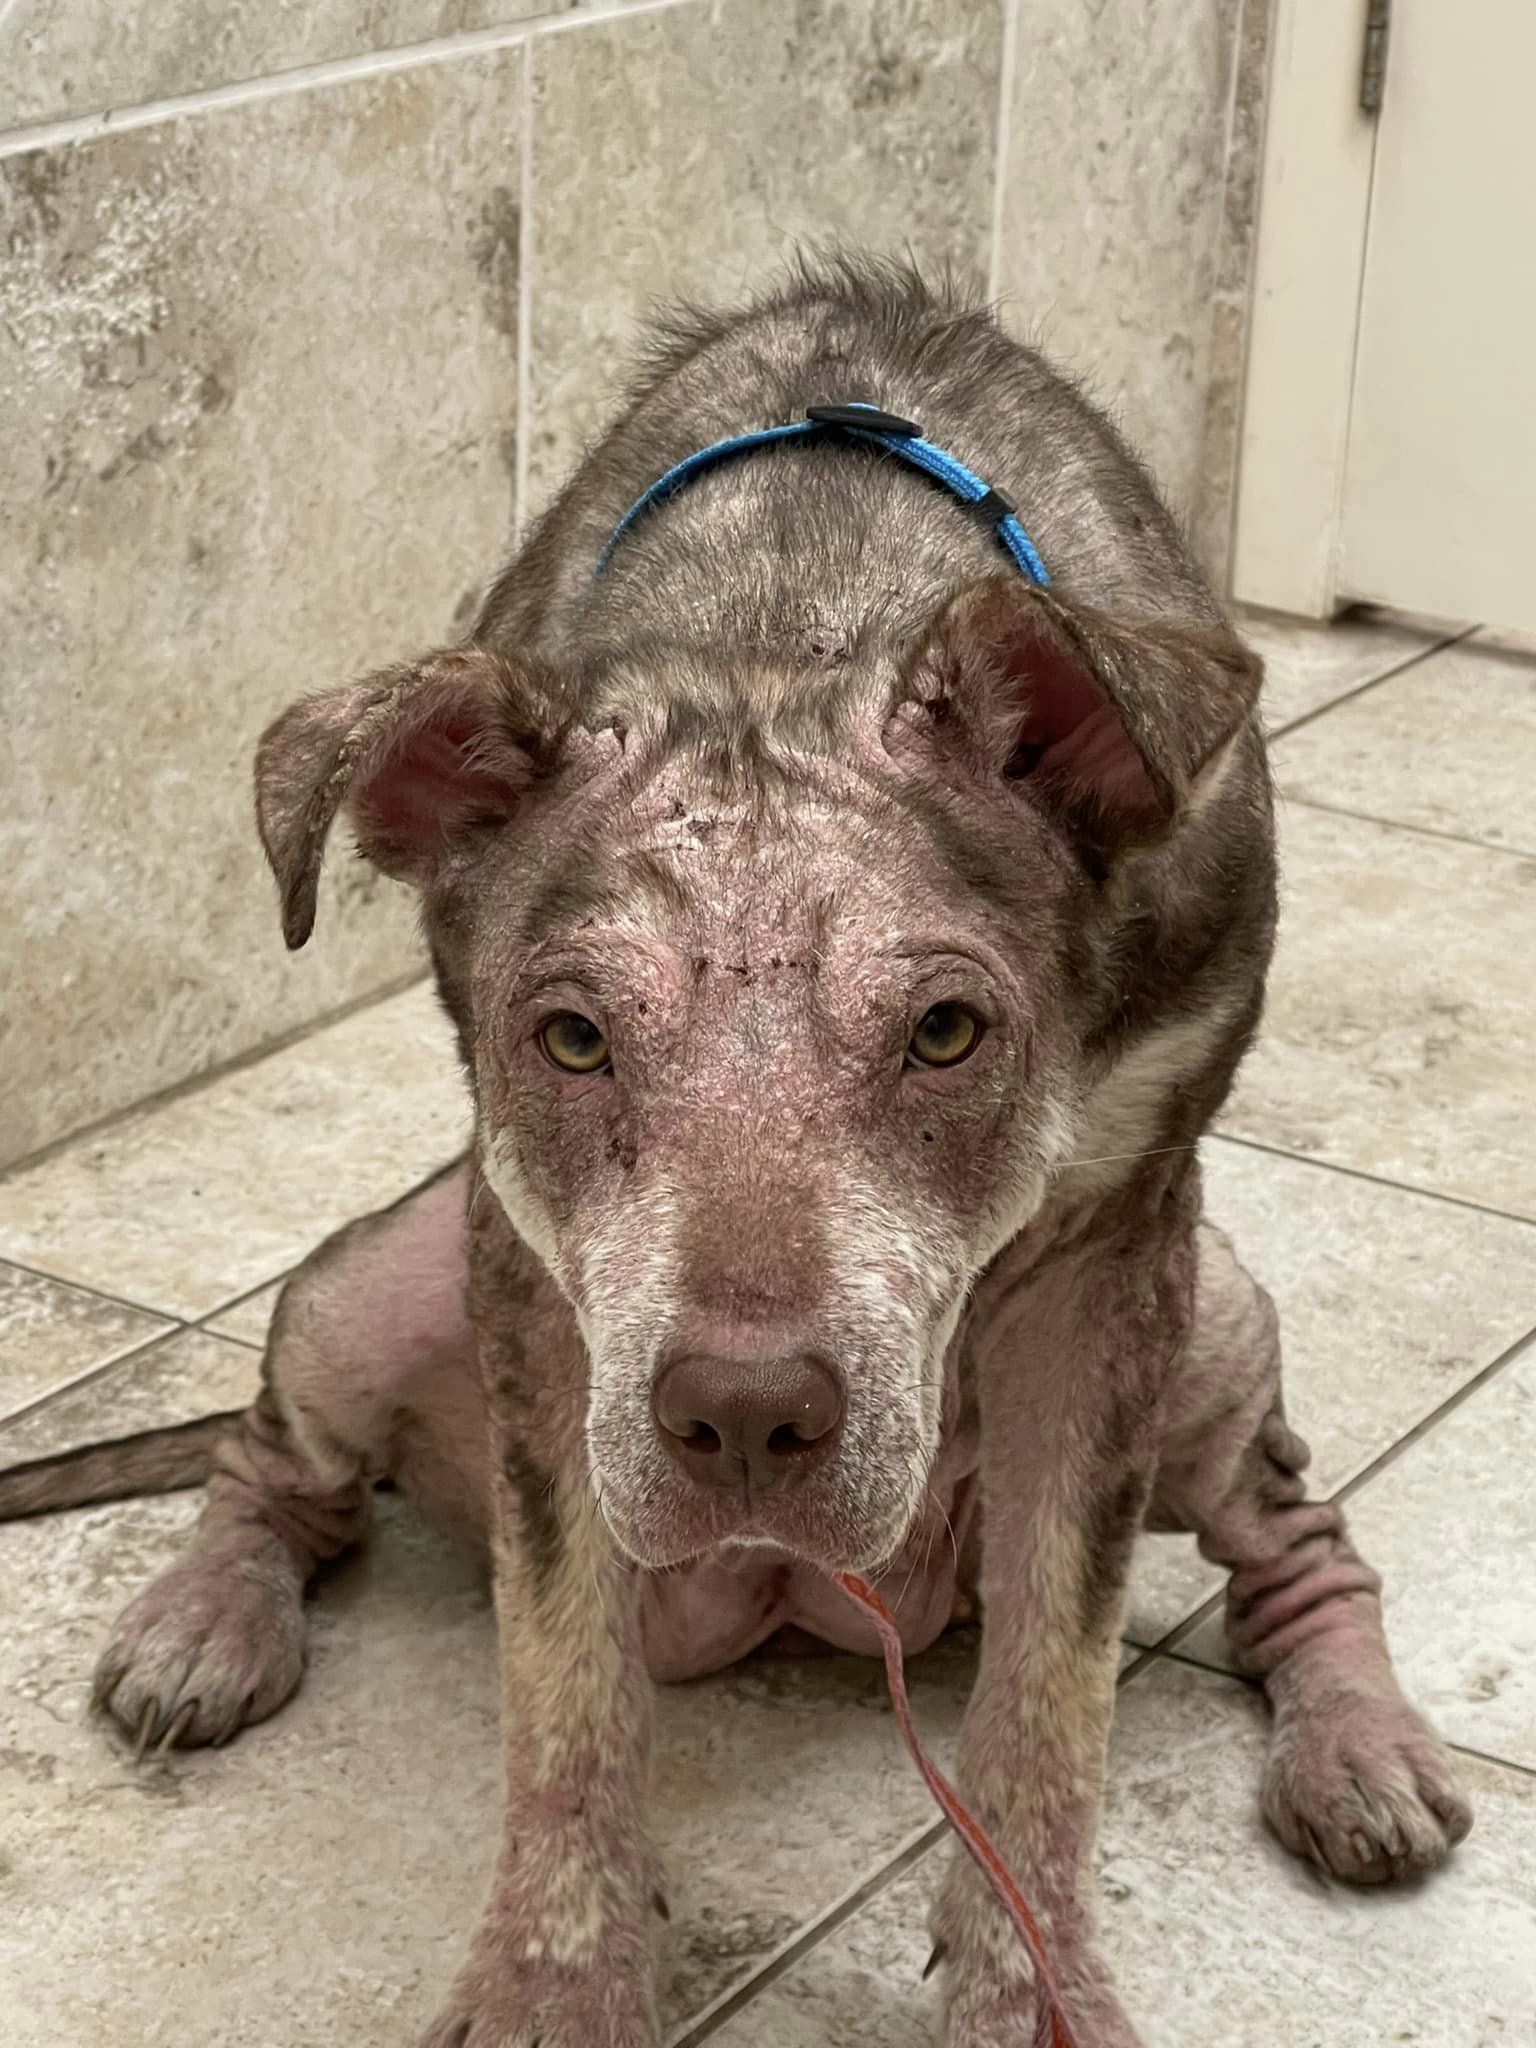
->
xmin=1233 ymin=0 xmax=1536 ymax=634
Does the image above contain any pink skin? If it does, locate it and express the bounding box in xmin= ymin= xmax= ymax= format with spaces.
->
xmin=82 ymin=584 xmax=1470 ymax=2047
xmin=471 ymin=773 xmax=1061 ymax=1580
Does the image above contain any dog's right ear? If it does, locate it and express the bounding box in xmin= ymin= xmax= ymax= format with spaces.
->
xmin=255 ymin=647 xmax=549 ymax=950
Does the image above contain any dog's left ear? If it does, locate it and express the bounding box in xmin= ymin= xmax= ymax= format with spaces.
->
xmin=901 ymin=577 xmax=1262 ymax=858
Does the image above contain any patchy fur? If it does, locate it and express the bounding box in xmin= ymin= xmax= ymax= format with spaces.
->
xmin=2 ymin=259 xmax=1467 ymax=2047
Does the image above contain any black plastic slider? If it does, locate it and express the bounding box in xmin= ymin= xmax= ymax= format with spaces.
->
xmin=806 ymin=402 xmax=921 ymax=437
xmin=969 ymin=486 xmax=1015 ymax=526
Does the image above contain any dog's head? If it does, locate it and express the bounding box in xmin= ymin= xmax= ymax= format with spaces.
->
xmin=257 ymin=578 xmax=1258 ymax=1572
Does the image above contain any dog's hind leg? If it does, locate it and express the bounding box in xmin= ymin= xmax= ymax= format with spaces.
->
xmin=96 ymin=1158 xmax=477 ymax=1754
xmin=1149 ymin=1219 xmax=1472 ymax=1883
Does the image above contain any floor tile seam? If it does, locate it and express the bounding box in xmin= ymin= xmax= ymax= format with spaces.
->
xmin=0 ymin=1309 xmax=266 ymax=1437
xmin=0 ymin=969 xmax=432 ymax=1183
xmin=1276 ymin=791 xmax=1536 ymax=862
xmin=1329 ymin=1324 xmax=1536 ymax=1507
xmin=1133 ymin=1322 xmax=1536 ymax=1661
xmin=0 ymin=1254 xmax=179 ymax=1325
xmin=672 ymin=1648 xmax=1163 ymax=2037
xmin=1211 ymin=1132 xmax=1536 ymax=1230
xmin=1145 ymin=1646 xmax=1536 ymax=1783
xmin=0 ymin=1237 xmax=417 ymax=1435
xmin=669 ymin=1819 xmax=947 ymax=2043
xmin=1262 ymin=623 xmax=1478 ymax=743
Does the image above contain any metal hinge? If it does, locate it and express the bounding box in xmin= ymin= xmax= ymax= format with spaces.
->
xmin=1360 ymin=0 xmax=1391 ymax=114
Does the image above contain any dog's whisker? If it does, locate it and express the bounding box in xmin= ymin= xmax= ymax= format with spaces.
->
xmin=1056 ymin=1142 xmax=1200 ymax=1171
xmin=926 ymin=1483 xmax=961 ymax=1584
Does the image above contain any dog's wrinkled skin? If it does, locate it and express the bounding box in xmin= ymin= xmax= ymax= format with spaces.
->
xmin=1 ymin=262 xmax=1469 ymax=2046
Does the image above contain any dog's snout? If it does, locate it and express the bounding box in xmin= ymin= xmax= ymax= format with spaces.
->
xmin=652 ymin=1353 xmax=844 ymax=1493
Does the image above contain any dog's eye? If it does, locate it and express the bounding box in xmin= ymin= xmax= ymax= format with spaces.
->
xmin=541 ymin=1012 xmax=611 ymax=1073
xmin=907 ymin=1003 xmax=982 ymax=1068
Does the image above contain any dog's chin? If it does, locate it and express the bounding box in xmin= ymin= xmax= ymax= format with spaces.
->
xmin=598 ymin=1478 xmax=920 ymax=1578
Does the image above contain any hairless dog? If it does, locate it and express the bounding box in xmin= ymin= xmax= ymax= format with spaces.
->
xmin=0 ymin=258 xmax=1469 ymax=2046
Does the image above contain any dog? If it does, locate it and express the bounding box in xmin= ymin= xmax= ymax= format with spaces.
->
xmin=0 ymin=259 xmax=1470 ymax=2046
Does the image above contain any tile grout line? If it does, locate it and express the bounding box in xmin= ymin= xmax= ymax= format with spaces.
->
xmin=669 ymin=1818 xmax=946 ymax=2046
xmin=0 ymin=967 xmax=432 ymax=1183
xmin=0 ymin=1325 xmax=190 ymax=1435
xmin=0 ymin=1321 xmax=209 ymax=1437
xmin=1116 ymin=1644 xmax=1160 ymax=1686
xmin=0 ymin=1149 xmax=471 ymax=1439
xmin=0 ymin=1269 xmax=297 ymax=1437
xmin=673 ymin=1652 xmax=1156 ymax=2040
xmin=513 ymin=27 xmax=537 ymax=547
xmin=1447 ymin=1739 xmax=1536 ymax=1785
xmin=1131 ymin=1317 xmax=1536 ymax=1667
xmin=1131 ymin=1586 xmax=1228 ymax=1664
xmin=1145 ymin=1641 xmax=1536 ymax=1788
xmin=0 ymin=0 xmax=698 ymax=159
xmin=1276 ymin=791 xmax=1536 ymax=864
xmin=1211 ymin=1130 xmax=1536 ymax=1231
xmin=1330 ymin=1321 xmax=1536 ymax=1508
xmin=675 ymin=1625 xmax=1533 ymax=2040
xmin=1263 ymin=621 xmax=1478 ymax=743
xmin=1201 ymin=0 xmax=1266 ymax=592
xmin=1139 ymin=1641 xmax=1243 ymax=1681
xmin=0 ymin=1254 xmax=183 ymax=1326
xmin=984 ymin=0 xmax=1019 ymax=305
xmin=0 ymin=1248 xmax=289 ymax=1361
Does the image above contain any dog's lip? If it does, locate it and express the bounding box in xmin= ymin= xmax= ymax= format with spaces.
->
xmin=602 ymin=1494 xmax=912 ymax=1578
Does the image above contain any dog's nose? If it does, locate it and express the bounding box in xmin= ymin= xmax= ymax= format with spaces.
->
xmin=652 ymin=1354 xmax=844 ymax=1493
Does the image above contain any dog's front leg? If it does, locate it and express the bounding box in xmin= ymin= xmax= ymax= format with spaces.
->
xmin=422 ymin=1356 xmax=657 ymax=2048
xmin=936 ymin=1203 xmax=1194 ymax=2048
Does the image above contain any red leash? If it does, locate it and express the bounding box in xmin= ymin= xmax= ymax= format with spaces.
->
xmin=829 ymin=1571 xmax=1080 ymax=2048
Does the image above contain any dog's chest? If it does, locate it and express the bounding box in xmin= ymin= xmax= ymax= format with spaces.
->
xmin=638 ymin=1434 xmax=982 ymax=1682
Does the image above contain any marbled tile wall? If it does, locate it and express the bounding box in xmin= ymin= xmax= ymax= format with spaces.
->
xmin=993 ymin=0 xmax=1268 ymax=538
xmin=0 ymin=0 xmax=1266 ymax=1166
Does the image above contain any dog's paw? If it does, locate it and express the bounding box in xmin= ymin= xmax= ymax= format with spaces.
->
xmin=933 ymin=1854 xmax=1143 ymax=2046
xmin=1264 ymin=1681 xmax=1472 ymax=1885
xmin=93 ymin=1546 xmax=306 ymax=1755
xmin=932 ymin=1917 xmax=1142 ymax=2048
xmin=418 ymin=1969 xmax=657 ymax=2048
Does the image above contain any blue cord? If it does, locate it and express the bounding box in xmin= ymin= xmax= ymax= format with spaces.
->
xmin=594 ymin=403 xmax=1049 ymax=586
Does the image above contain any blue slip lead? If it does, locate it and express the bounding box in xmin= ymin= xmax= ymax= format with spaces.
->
xmin=594 ymin=400 xmax=1050 ymax=586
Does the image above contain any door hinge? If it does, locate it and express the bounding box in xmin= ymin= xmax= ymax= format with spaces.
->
xmin=1360 ymin=0 xmax=1391 ymax=114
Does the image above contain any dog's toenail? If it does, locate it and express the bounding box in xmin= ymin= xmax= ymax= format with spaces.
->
xmin=158 ymin=1699 xmax=199 ymax=1754
xmin=132 ymin=1701 xmax=160 ymax=1762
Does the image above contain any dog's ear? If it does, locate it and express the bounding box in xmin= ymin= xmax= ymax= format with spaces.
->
xmin=255 ymin=646 xmax=550 ymax=949
xmin=902 ymin=578 xmax=1262 ymax=859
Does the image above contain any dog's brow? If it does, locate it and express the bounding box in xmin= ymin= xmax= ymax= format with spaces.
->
xmin=515 ymin=924 xmax=672 ymax=985
xmin=875 ymin=936 xmax=999 ymax=967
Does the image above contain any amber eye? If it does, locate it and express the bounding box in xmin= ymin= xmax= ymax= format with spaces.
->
xmin=907 ymin=1003 xmax=982 ymax=1068
xmin=541 ymin=1012 xmax=610 ymax=1073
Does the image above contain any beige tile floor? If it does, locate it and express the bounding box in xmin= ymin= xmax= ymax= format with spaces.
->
xmin=2 ymin=612 xmax=1533 ymax=2047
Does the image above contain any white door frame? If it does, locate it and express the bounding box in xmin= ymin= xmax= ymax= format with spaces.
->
xmin=1231 ymin=0 xmax=1380 ymax=619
